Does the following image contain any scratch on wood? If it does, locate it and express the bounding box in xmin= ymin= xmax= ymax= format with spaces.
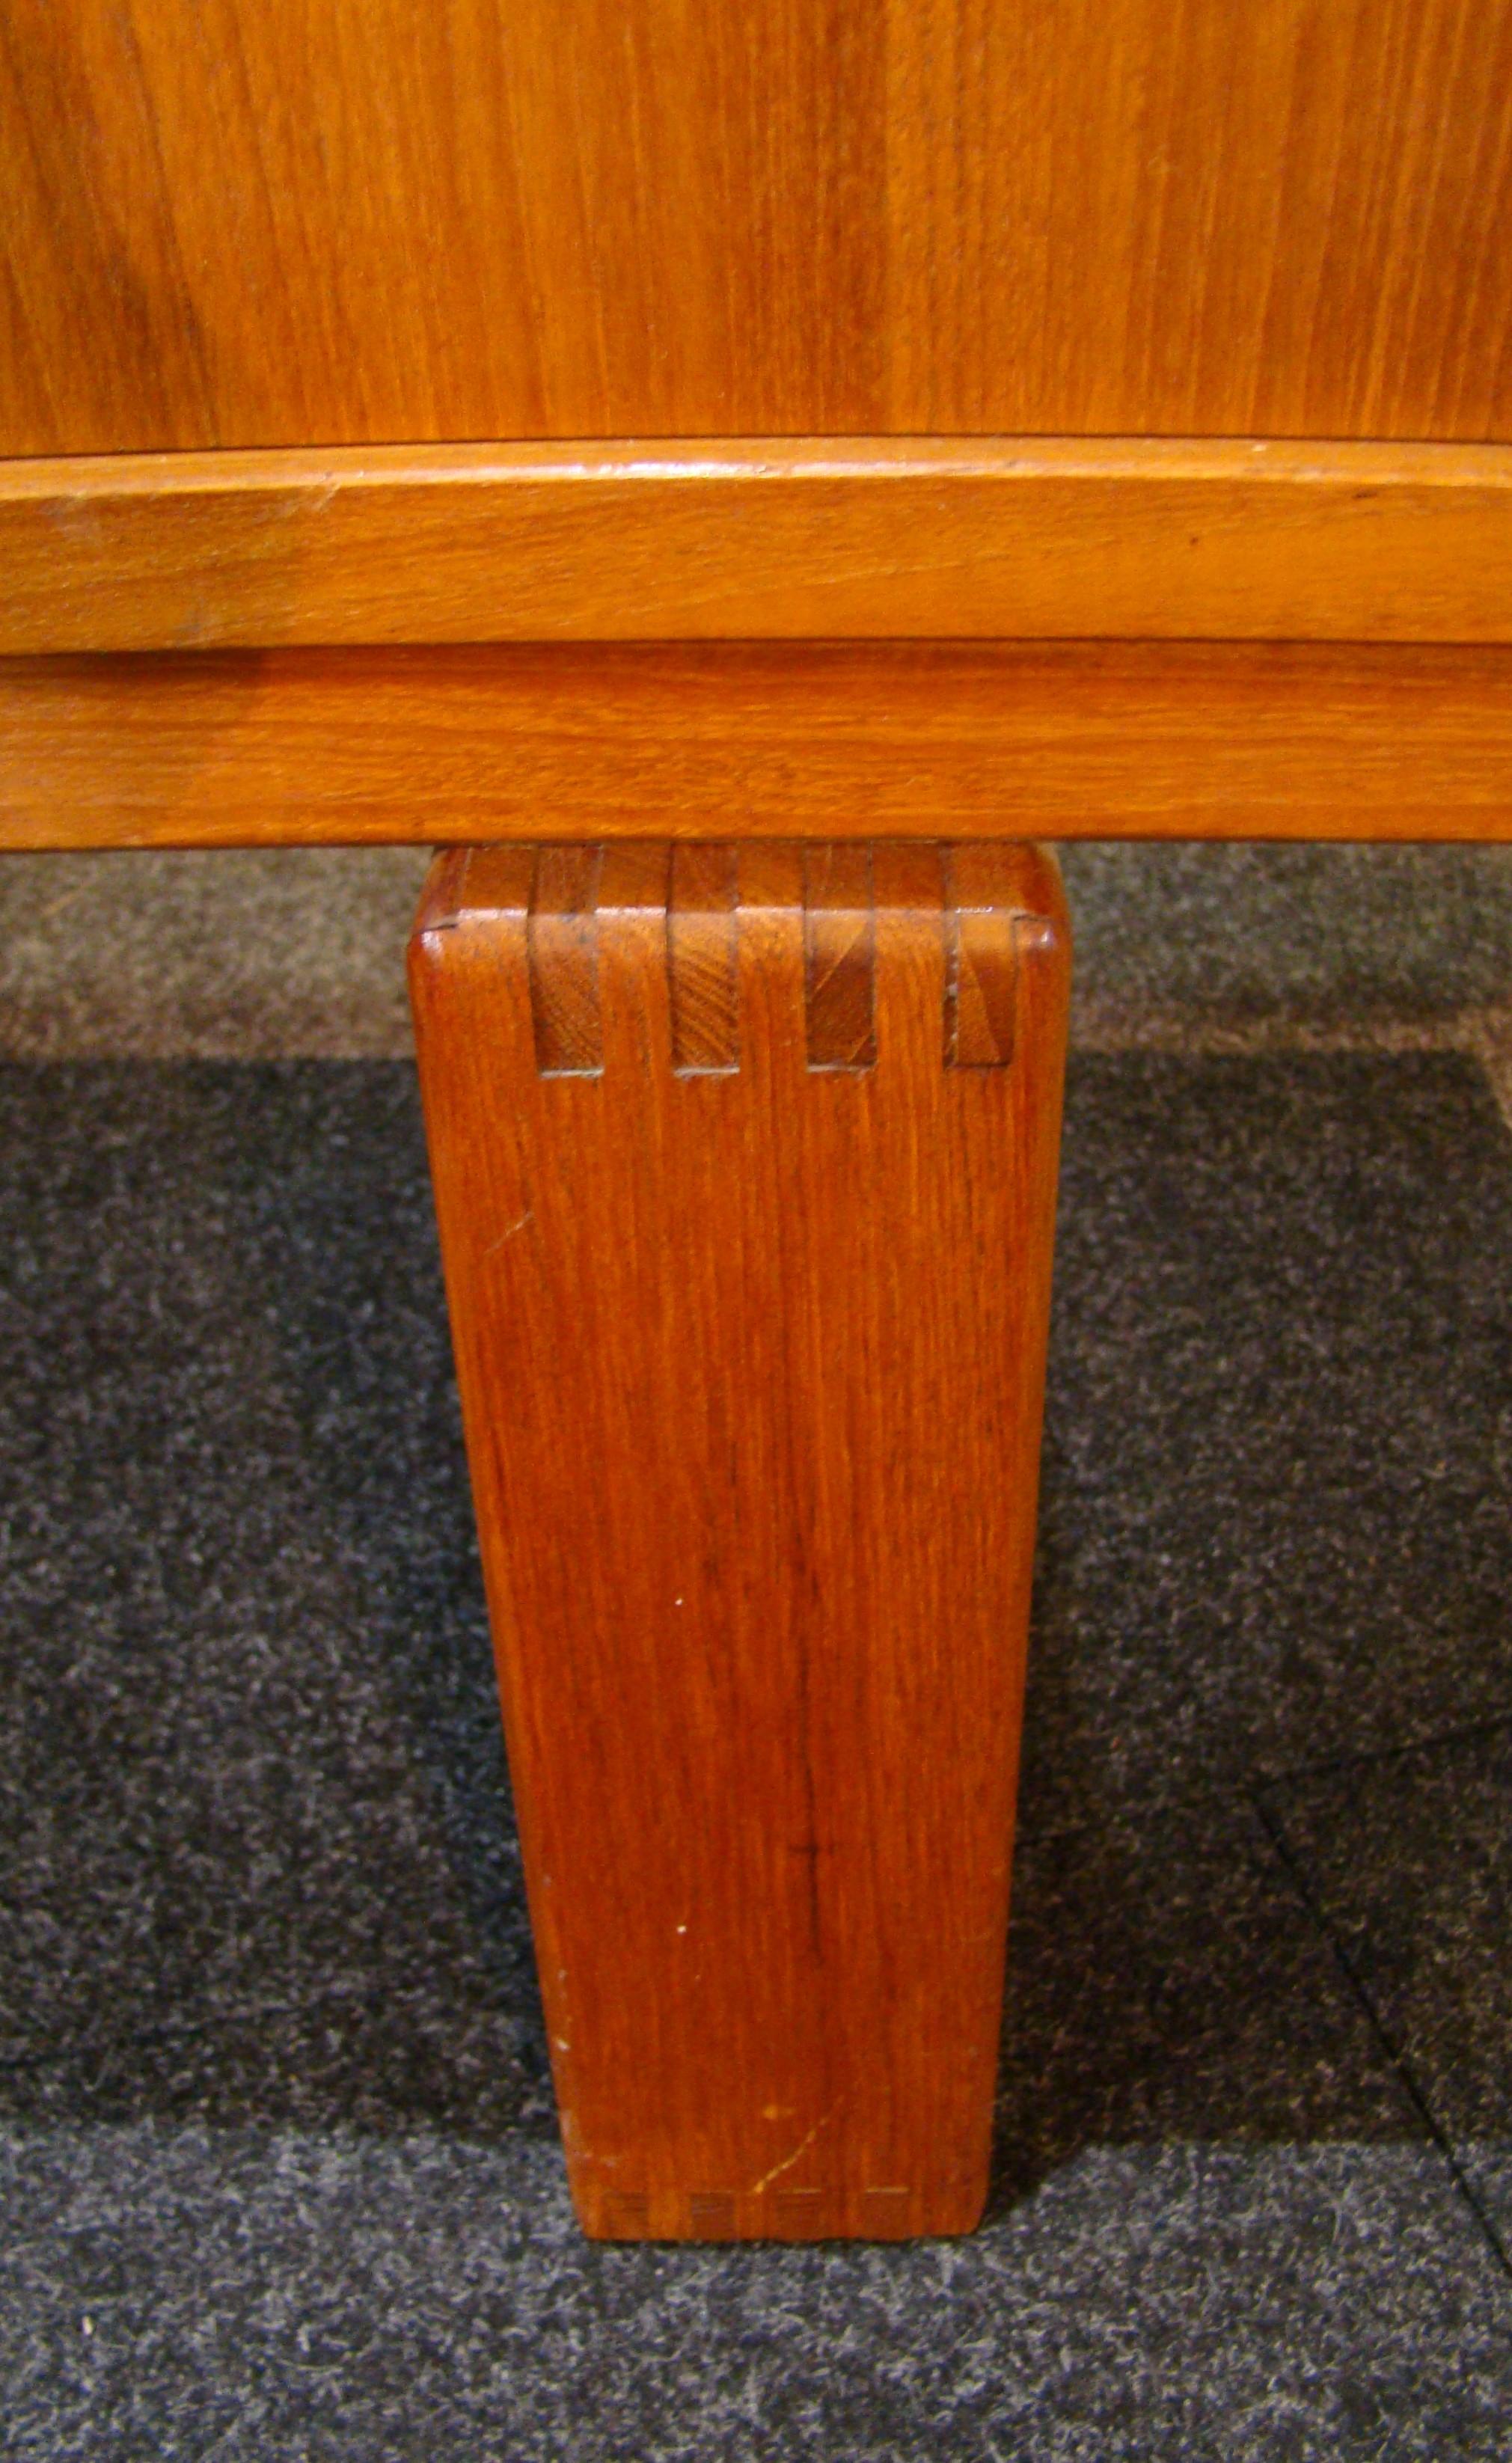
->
xmin=483 ymin=1208 xmax=534 ymax=1255
xmin=747 ymin=2098 xmax=842 ymax=2198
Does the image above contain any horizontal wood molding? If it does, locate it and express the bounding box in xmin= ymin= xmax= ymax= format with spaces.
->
xmin=4 ymin=643 xmax=1512 ymax=849
xmin=4 ymin=439 xmax=1512 ymax=654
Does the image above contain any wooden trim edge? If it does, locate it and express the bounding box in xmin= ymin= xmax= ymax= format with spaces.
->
xmin=4 ymin=437 xmax=1512 ymax=652
xmin=4 ymin=642 xmax=1511 ymax=848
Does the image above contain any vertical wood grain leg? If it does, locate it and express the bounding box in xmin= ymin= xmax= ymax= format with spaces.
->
xmin=408 ymin=840 xmax=1070 ymax=2241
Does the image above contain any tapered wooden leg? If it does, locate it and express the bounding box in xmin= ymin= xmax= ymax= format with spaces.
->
xmin=408 ymin=842 xmax=1070 ymax=2241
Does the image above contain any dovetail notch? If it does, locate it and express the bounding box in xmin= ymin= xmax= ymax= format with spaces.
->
xmin=804 ymin=842 xmax=877 ymax=1071
xmin=668 ymin=842 xmax=740 ymax=1074
xmin=515 ymin=840 xmax=1059 ymax=1081
xmin=529 ymin=843 xmax=603 ymax=1074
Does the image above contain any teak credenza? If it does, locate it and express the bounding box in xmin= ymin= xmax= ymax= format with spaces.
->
xmin=4 ymin=0 xmax=1512 ymax=2239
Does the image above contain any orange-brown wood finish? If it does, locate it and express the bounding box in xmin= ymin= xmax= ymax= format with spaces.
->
xmin=4 ymin=0 xmax=1512 ymax=452
xmin=7 ymin=439 xmax=1512 ymax=653
xmin=408 ymin=840 xmax=1070 ymax=2239
xmin=7 ymin=642 xmax=1512 ymax=851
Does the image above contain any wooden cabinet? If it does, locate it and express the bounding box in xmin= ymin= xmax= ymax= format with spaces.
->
xmin=6 ymin=0 xmax=1512 ymax=452
xmin=4 ymin=0 xmax=1510 ymax=2242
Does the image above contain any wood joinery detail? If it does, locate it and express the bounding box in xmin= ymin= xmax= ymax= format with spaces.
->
xmin=804 ymin=843 xmax=877 ymax=1071
xmin=408 ymin=839 xmax=1071 ymax=2240
xmin=425 ymin=841 xmax=1045 ymax=1091
xmin=669 ymin=844 xmax=741 ymax=1077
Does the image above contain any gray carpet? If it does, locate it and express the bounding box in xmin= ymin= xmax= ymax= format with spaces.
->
xmin=2 ymin=846 xmax=1511 ymax=2457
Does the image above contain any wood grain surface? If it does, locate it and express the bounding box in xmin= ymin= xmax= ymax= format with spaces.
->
xmin=408 ymin=839 xmax=1071 ymax=2238
xmin=4 ymin=0 xmax=1511 ymax=452
xmin=6 ymin=642 xmax=1512 ymax=850
xmin=5 ymin=438 xmax=1512 ymax=653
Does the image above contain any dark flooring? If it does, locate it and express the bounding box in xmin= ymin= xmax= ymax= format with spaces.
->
xmin=1060 ymin=841 xmax=1512 ymax=1028
xmin=2 ymin=1048 xmax=1511 ymax=2458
